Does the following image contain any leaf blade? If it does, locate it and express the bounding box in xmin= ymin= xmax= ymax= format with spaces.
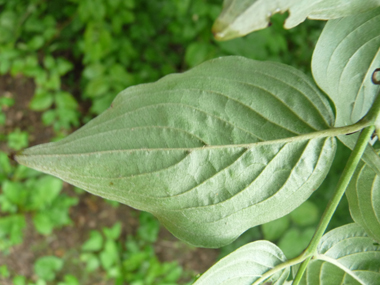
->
xmin=213 ymin=0 xmax=380 ymax=40
xmin=312 ymin=7 xmax=380 ymax=127
xmin=300 ymin=223 xmax=380 ymax=284
xmin=193 ymin=240 xmax=289 ymax=285
xmin=346 ymin=163 xmax=380 ymax=242
xmin=16 ymin=57 xmax=336 ymax=248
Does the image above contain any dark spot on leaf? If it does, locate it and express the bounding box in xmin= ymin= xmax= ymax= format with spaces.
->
xmin=374 ymin=242 xmax=379 ymax=246
xmin=372 ymin=68 xmax=380 ymax=85
xmin=109 ymin=182 xmax=114 ymax=186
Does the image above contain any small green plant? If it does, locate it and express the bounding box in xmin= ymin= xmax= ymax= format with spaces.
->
xmin=0 ymin=152 xmax=77 ymax=252
xmin=2 ymin=256 xmax=80 ymax=285
xmin=80 ymin=215 xmax=190 ymax=285
xmin=13 ymin=1 xmax=380 ymax=285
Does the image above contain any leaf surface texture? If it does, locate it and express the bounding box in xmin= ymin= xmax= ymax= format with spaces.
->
xmin=312 ymin=7 xmax=380 ymax=127
xmin=347 ymin=163 xmax=380 ymax=242
xmin=193 ymin=241 xmax=289 ymax=285
xmin=300 ymin=224 xmax=380 ymax=284
xmin=213 ymin=0 xmax=380 ymax=40
xmin=16 ymin=57 xmax=336 ymax=247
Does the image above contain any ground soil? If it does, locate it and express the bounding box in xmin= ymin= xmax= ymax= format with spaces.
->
xmin=0 ymin=75 xmax=218 ymax=284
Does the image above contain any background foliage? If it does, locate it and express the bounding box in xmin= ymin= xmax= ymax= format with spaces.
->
xmin=0 ymin=0 xmax=351 ymax=284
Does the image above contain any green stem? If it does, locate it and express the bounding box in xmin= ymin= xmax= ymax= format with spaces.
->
xmin=292 ymin=124 xmax=375 ymax=284
xmin=292 ymin=89 xmax=380 ymax=283
xmin=251 ymin=254 xmax=308 ymax=285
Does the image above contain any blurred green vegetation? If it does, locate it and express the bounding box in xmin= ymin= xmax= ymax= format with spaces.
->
xmin=0 ymin=0 xmax=350 ymax=284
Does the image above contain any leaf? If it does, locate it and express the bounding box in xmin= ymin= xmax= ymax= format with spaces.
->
xmin=33 ymin=212 xmax=55 ymax=235
xmin=34 ymin=256 xmax=63 ymax=281
xmin=312 ymin=7 xmax=380 ymax=127
xmin=194 ymin=240 xmax=289 ymax=285
xmin=16 ymin=56 xmax=336 ymax=248
xmin=29 ymin=175 xmax=63 ymax=209
xmin=82 ymin=231 xmax=104 ymax=252
xmin=278 ymin=227 xmax=315 ymax=259
xmin=290 ymin=200 xmax=319 ymax=226
xmin=262 ymin=216 xmax=290 ymax=241
xmin=212 ymin=0 xmax=380 ymax=40
xmin=300 ymin=223 xmax=380 ymax=284
xmin=338 ymin=134 xmax=380 ymax=176
xmin=346 ymin=163 xmax=380 ymax=242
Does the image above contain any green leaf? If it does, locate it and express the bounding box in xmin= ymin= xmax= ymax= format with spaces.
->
xmin=7 ymin=129 xmax=28 ymax=151
xmin=0 ymin=264 xmax=9 ymax=277
xmin=56 ymin=58 xmax=73 ymax=75
xmin=29 ymin=175 xmax=63 ymax=209
xmin=58 ymin=275 xmax=79 ymax=285
xmin=80 ymin=253 xmax=100 ymax=272
xmin=312 ymin=7 xmax=380 ymax=127
xmin=194 ymin=241 xmax=289 ymax=284
xmin=16 ymin=57 xmax=336 ymax=248
xmin=0 ymin=152 xmax=12 ymax=175
xmin=185 ymin=42 xmax=214 ymax=68
xmin=346 ymin=163 xmax=380 ymax=242
xmin=30 ymin=89 xmax=54 ymax=111
xmin=300 ymin=223 xmax=380 ymax=284
xmin=338 ymin=134 xmax=380 ymax=176
xmin=34 ymin=256 xmax=63 ymax=281
xmin=277 ymin=227 xmax=315 ymax=259
xmin=55 ymin=91 xmax=78 ymax=109
xmin=33 ymin=213 xmax=55 ymax=235
xmin=100 ymin=240 xmax=119 ymax=270
xmin=12 ymin=276 xmax=26 ymax=285
xmin=290 ymin=200 xmax=319 ymax=226
xmin=262 ymin=215 xmax=290 ymax=241
xmin=103 ymin=222 xmax=122 ymax=240
xmin=137 ymin=212 xmax=160 ymax=243
xmin=212 ymin=0 xmax=380 ymax=40
xmin=2 ymin=180 xmax=28 ymax=206
xmin=82 ymin=230 xmax=104 ymax=252
xmin=0 ymin=215 xmax=25 ymax=250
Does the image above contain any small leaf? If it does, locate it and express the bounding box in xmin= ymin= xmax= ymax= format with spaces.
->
xmin=339 ymin=134 xmax=380 ymax=176
xmin=7 ymin=129 xmax=28 ymax=151
xmin=103 ymin=222 xmax=122 ymax=240
xmin=80 ymin=253 xmax=100 ymax=272
xmin=262 ymin=216 xmax=290 ymax=241
xmin=34 ymin=256 xmax=63 ymax=281
xmin=312 ymin=7 xmax=380 ymax=127
xmin=185 ymin=42 xmax=214 ymax=68
xmin=29 ymin=175 xmax=63 ymax=209
xmin=2 ymin=181 xmax=28 ymax=206
xmin=300 ymin=223 xmax=380 ymax=284
xmin=212 ymin=0 xmax=380 ymax=40
xmin=346 ymin=163 xmax=380 ymax=242
xmin=278 ymin=227 xmax=315 ymax=259
xmin=194 ymin=241 xmax=289 ymax=284
xmin=16 ymin=57 xmax=336 ymax=248
xmin=100 ymin=240 xmax=119 ymax=270
xmin=33 ymin=213 xmax=54 ymax=235
xmin=30 ymin=89 xmax=54 ymax=111
xmin=290 ymin=200 xmax=319 ymax=226
xmin=82 ymin=231 xmax=104 ymax=251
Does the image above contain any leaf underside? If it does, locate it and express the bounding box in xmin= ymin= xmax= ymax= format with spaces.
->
xmin=193 ymin=240 xmax=289 ymax=285
xmin=312 ymin=7 xmax=380 ymax=127
xmin=212 ymin=0 xmax=380 ymax=40
xmin=300 ymin=223 xmax=380 ymax=284
xmin=16 ymin=56 xmax=336 ymax=248
xmin=346 ymin=163 xmax=380 ymax=243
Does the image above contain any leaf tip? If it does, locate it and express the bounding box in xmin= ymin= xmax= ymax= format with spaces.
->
xmin=212 ymin=20 xmax=243 ymax=41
